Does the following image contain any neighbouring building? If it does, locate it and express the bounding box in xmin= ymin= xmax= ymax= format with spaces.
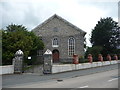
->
xmin=32 ymin=14 xmax=86 ymax=63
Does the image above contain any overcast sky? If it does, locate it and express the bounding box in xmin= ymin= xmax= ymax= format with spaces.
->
xmin=0 ymin=0 xmax=119 ymax=46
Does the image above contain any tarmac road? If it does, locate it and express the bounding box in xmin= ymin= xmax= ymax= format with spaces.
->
xmin=7 ymin=69 xmax=118 ymax=88
xmin=2 ymin=64 xmax=118 ymax=88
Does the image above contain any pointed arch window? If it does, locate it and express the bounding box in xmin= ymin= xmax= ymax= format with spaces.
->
xmin=68 ymin=37 xmax=75 ymax=57
xmin=52 ymin=37 xmax=59 ymax=47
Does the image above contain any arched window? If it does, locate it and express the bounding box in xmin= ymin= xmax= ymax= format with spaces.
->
xmin=68 ymin=37 xmax=75 ymax=57
xmin=52 ymin=37 xmax=59 ymax=47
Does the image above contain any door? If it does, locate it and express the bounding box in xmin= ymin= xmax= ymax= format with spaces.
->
xmin=52 ymin=49 xmax=59 ymax=63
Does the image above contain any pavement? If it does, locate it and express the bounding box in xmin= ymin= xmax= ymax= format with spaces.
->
xmin=2 ymin=64 xmax=118 ymax=88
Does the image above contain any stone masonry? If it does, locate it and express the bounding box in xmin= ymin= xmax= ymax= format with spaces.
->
xmin=32 ymin=14 xmax=86 ymax=63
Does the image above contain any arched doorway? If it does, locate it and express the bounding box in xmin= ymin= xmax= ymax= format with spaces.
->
xmin=52 ymin=49 xmax=59 ymax=63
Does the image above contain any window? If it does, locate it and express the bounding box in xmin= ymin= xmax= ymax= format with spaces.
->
xmin=52 ymin=37 xmax=59 ymax=47
xmin=68 ymin=37 xmax=75 ymax=57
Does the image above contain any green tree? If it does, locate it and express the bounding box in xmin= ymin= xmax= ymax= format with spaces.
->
xmin=85 ymin=46 xmax=103 ymax=61
xmin=91 ymin=17 xmax=120 ymax=55
xmin=2 ymin=24 xmax=44 ymax=65
xmin=6 ymin=24 xmax=27 ymax=32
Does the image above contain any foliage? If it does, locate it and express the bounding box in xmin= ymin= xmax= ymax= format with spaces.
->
xmin=85 ymin=46 xmax=103 ymax=61
xmin=2 ymin=24 xmax=44 ymax=65
xmin=79 ymin=55 xmax=88 ymax=63
xmin=6 ymin=24 xmax=27 ymax=32
xmin=91 ymin=17 xmax=120 ymax=56
xmin=79 ymin=59 xmax=89 ymax=63
xmin=84 ymin=37 xmax=87 ymax=49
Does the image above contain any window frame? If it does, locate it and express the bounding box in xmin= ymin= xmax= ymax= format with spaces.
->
xmin=52 ymin=37 xmax=59 ymax=47
xmin=68 ymin=37 xmax=75 ymax=57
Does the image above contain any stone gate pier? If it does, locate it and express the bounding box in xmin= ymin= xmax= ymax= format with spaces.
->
xmin=12 ymin=50 xmax=24 ymax=74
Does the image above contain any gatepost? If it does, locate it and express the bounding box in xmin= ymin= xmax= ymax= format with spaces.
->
xmin=73 ymin=54 xmax=79 ymax=64
xmin=43 ymin=49 xmax=52 ymax=74
xmin=13 ymin=50 xmax=24 ymax=74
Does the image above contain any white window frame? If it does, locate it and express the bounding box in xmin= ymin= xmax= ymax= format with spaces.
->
xmin=52 ymin=37 xmax=59 ymax=47
xmin=68 ymin=37 xmax=75 ymax=57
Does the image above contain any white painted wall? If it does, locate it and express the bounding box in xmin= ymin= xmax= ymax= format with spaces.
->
xmin=97 ymin=62 xmax=102 ymax=66
xmin=110 ymin=60 xmax=118 ymax=64
xmin=102 ymin=61 xmax=111 ymax=66
xmin=52 ymin=60 xmax=119 ymax=74
xmin=91 ymin=62 xmax=98 ymax=67
xmin=0 ymin=65 xmax=14 ymax=75
xmin=82 ymin=63 xmax=91 ymax=69
xmin=0 ymin=60 xmax=119 ymax=74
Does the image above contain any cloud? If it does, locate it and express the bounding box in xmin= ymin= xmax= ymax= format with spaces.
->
xmin=0 ymin=0 xmax=119 ymax=46
xmin=1 ymin=2 xmax=26 ymax=28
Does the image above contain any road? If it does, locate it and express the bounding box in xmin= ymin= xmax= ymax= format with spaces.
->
xmin=2 ymin=64 xmax=118 ymax=88
xmin=5 ymin=69 xmax=118 ymax=88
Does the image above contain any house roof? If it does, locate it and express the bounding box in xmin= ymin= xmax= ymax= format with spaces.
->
xmin=32 ymin=14 xmax=86 ymax=35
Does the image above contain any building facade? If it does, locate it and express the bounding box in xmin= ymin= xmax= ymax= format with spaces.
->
xmin=32 ymin=14 xmax=86 ymax=63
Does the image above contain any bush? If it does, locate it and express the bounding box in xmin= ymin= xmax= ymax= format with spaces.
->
xmin=85 ymin=46 xmax=103 ymax=62
xmin=79 ymin=56 xmax=89 ymax=63
xmin=79 ymin=59 xmax=89 ymax=63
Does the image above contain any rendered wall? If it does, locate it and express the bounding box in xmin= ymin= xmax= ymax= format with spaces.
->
xmin=52 ymin=60 xmax=119 ymax=73
xmin=0 ymin=65 xmax=14 ymax=75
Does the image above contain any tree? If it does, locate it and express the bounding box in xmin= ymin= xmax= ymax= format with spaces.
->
xmin=85 ymin=46 xmax=103 ymax=61
xmin=2 ymin=24 xmax=44 ymax=65
xmin=91 ymin=17 xmax=120 ymax=55
xmin=6 ymin=24 xmax=27 ymax=32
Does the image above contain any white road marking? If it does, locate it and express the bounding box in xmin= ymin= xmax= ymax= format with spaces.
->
xmin=57 ymin=81 xmax=63 ymax=83
xmin=70 ymin=86 xmax=89 ymax=90
xmin=78 ymin=85 xmax=88 ymax=88
xmin=108 ymin=78 xmax=118 ymax=82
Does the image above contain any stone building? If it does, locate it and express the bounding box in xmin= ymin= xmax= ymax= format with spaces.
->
xmin=32 ymin=14 xmax=86 ymax=63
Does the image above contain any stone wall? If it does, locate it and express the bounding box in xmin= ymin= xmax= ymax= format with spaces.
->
xmin=33 ymin=16 xmax=85 ymax=62
xmin=24 ymin=65 xmax=43 ymax=75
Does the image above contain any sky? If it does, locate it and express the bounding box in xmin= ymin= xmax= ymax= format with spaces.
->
xmin=0 ymin=0 xmax=119 ymax=46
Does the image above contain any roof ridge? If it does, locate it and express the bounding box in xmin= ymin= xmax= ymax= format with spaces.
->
xmin=54 ymin=14 xmax=86 ymax=34
xmin=32 ymin=14 xmax=86 ymax=35
xmin=32 ymin=14 xmax=56 ymax=31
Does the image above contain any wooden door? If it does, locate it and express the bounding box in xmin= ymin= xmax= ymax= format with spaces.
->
xmin=52 ymin=50 xmax=59 ymax=63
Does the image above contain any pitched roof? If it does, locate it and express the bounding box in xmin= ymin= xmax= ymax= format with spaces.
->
xmin=32 ymin=14 xmax=86 ymax=35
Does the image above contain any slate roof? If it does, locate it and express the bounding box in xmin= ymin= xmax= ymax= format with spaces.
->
xmin=32 ymin=14 xmax=86 ymax=35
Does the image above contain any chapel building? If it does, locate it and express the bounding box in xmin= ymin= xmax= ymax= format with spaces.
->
xmin=32 ymin=14 xmax=86 ymax=63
